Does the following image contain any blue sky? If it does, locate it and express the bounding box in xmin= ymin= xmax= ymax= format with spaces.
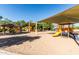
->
xmin=0 ymin=4 xmax=76 ymax=22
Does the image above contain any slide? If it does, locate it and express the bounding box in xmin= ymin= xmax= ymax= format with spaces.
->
xmin=52 ymin=31 xmax=61 ymax=37
xmin=52 ymin=25 xmax=62 ymax=37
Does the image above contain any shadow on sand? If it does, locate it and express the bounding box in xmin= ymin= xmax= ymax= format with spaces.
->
xmin=0 ymin=35 xmax=40 ymax=48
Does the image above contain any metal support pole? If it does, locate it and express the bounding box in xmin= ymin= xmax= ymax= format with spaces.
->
xmin=60 ymin=25 xmax=62 ymax=37
xmin=28 ymin=21 xmax=30 ymax=32
xmin=72 ymin=24 xmax=74 ymax=30
xmin=68 ymin=24 xmax=70 ymax=38
xmin=35 ymin=22 xmax=38 ymax=34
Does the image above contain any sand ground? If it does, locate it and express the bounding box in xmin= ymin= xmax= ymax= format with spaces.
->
xmin=0 ymin=49 xmax=18 ymax=55
xmin=0 ymin=31 xmax=79 ymax=55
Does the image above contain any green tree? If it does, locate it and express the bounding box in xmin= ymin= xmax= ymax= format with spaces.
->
xmin=15 ymin=20 xmax=27 ymax=27
xmin=0 ymin=16 xmax=3 ymax=20
xmin=15 ymin=20 xmax=27 ymax=32
xmin=0 ymin=18 xmax=13 ymax=24
xmin=37 ymin=22 xmax=54 ymax=31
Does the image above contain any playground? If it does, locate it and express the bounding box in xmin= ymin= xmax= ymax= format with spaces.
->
xmin=0 ymin=5 xmax=79 ymax=55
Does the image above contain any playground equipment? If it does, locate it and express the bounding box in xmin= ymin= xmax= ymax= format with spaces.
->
xmin=52 ymin=25 xmax=62 ymax=37
xmin=52 ymin=23 xmax=79 ymax=41
xmin=52 ymin=31 xmax=61 ymax=37
xmin=52 ymin=24 xmax=74 ymax=37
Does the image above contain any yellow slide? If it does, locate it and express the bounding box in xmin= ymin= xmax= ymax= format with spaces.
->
xmin=52 ymin=25 xmax=62 ymax=37
xmin=52 ymin=30 xmax=61 ymax=37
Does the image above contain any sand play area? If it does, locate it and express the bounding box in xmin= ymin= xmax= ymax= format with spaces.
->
xmin=0 ymin=31 xmax=79 ymax=55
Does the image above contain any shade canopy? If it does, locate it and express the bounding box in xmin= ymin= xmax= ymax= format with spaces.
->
xmin=40 ymin=5 xmax=79 ymax=24
xmin=0 ymin=24 xmax=15 ymax=28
